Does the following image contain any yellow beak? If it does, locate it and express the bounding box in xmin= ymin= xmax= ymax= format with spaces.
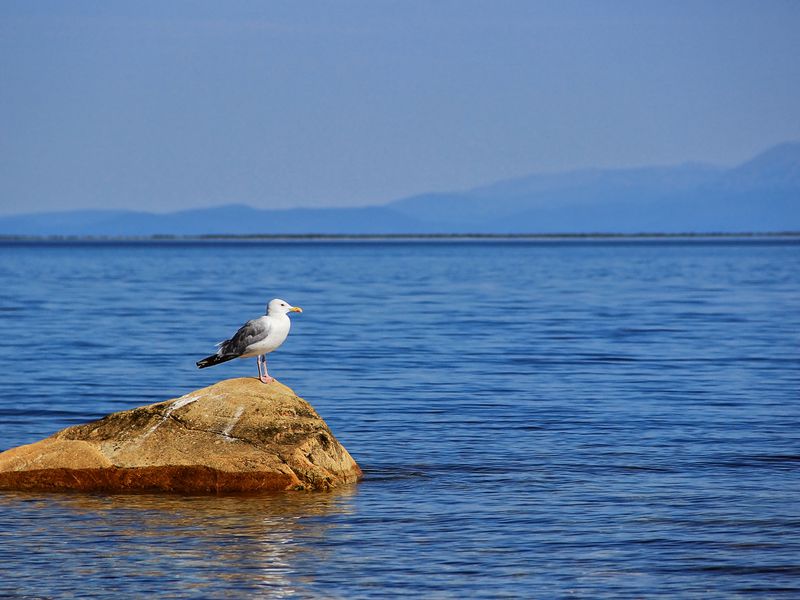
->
xmin=290 ymin=306 xmax=303 ymax=313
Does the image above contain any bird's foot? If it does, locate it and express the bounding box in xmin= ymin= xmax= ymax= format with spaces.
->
xmin=258 ymin=375 xmax=275 ymax=384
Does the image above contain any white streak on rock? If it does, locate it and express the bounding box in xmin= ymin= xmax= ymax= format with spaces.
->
xmin=169 ymin=394 xmax=202 ymax=413
xmin=140 ymin=394 xmax=203 ymax=441
xmin=221 ymin=406 xmax=245 ymax=441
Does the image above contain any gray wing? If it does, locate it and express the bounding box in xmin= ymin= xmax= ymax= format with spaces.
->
xmin=219 ymin=318 xmax=271 ymax=356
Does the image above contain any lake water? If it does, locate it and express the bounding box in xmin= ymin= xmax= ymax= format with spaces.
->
xmin=0 ymin=239 xmax=798 ymax=598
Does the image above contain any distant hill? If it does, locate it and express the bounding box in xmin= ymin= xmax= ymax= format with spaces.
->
xmin=1 ymin=142 xmax=798 ymax=235
xmin=387 ymin=142 xmax=800 ymax=233
xmin=0 ymin=204 xmax=425 ymax=236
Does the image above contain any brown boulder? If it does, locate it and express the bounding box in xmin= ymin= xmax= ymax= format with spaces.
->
xmin=0 ymin=378 xmax=362 ymax=493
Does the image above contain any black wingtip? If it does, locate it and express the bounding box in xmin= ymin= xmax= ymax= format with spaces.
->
xmin=196 ymin=355 xmax=217 ymax=369
xmin=196 ymin=354 xmax=236 ymax=369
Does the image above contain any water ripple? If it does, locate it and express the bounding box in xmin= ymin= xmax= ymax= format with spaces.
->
xmin=0 ymin=240 xmax=798 ymax=598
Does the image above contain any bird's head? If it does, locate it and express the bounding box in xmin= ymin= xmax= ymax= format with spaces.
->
xmin=267 ymin=298 xmax=303 ymax=316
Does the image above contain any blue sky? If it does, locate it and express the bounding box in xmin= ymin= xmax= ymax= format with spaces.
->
xmin=1 ymin=1 xmax=799 ymax=214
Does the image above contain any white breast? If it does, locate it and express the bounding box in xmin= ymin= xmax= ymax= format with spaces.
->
xmin=241 ymin=315 xmax=291 ymax=357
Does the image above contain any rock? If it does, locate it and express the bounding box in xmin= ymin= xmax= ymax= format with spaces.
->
xmin=0 ymin=378 xmax=362 ymax=493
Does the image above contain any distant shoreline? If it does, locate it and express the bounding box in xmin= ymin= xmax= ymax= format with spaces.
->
xmin=1 ymin=231 xmax=799 ymax=243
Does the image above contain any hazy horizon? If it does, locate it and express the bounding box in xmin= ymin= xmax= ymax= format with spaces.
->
xmin=0 ymin=145 xmax=773 ymax=217
xmin=2 ymin=1 xmax=800 ymax=216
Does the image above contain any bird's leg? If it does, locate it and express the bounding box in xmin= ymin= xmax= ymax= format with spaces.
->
xmin=256 ymin=356 xmax=263 ymax=380
xmin=258 ymin=355 xmax=273 ymax=384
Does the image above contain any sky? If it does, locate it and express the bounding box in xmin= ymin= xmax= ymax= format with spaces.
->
xmin=1 ymin=1 xmax=799 ymax=215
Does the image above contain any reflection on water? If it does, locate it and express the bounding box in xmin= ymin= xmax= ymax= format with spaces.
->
xmin=0 ymin=487 xmax=357 ymax=598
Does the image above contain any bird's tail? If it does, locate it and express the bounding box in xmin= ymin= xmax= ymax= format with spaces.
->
xmin=196 ymin=353 xmax=237 ymax=369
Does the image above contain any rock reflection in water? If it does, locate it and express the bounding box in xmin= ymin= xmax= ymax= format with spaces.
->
xmin=0 ymin=487 xmax=357 ymax=598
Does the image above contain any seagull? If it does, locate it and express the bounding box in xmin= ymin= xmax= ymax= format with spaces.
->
xmin=196 ymin=298 xmax=303 ymax=384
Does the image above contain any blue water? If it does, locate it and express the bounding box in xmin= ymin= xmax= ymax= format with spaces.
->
xmin=0 ymin=239 xmax=799 ymax=598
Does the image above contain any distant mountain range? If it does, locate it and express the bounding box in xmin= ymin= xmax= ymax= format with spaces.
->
xmin=1 ymin=142 xmax=798 ymax=235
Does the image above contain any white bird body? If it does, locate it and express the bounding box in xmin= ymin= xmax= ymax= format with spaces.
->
xmin=197 ymin=298 xmax=303 ymax=383
xmin=238 ymin=314 xmax=291 ymax=358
